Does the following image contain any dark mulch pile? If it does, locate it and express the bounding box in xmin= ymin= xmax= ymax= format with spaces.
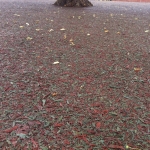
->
xmin=0 ymin=0 xmax=150 ymax=149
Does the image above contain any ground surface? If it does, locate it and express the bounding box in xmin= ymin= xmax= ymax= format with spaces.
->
xmin=0 ymin=0 xmax=150 ymax=149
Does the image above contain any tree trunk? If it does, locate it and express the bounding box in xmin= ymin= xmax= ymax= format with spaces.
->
xmin=53 ymin=0 xmax=93 ymax=7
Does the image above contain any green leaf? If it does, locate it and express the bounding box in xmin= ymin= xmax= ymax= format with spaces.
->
xmin=109 ymin=112 xmax=118 ymax=116
xmin=41 ymin=146 xmax=48 ymax=150
xmin=16 ymin=133 xmax=27 ymax=139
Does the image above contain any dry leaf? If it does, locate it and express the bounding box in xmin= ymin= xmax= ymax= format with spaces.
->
xmin=87 ymin=33 xmax=90 ymax=36
xmin=72 ymin=16 xmax=75 ymax=18
xmin=117 ymin=32 xmax=120 ymax=34
xmin=52 ymin=92 xmax=57 ymax=96
xmin=60 ymin=28 xmax=66 ymax=31
xmin=19 ymin=26 xmax=24 ymax=29
xmin=145 ymin=30 xmax=149 ymax=33
xmin=35 ymin=20 xmax=39 ymax=24
xmin=14 ymin=14 xmax=20 ymax=16
xmin=134 ymin=67 xmax=142 ymax=71
xmin=51 ymin=20 xmax=54 ymax=22
xmin=26 ymin=37 xmax=32 ymax=40
xmin=36 ymin=29 xmax=41 ymax=31
xmin=70 ymin=42 xmax=75 ymax=46
xmin=69 ymin=38 xmax=73 ymax=42
xmin=53 ymin=61 xmax=59 ymax=64
xmin=64 ymin=34 xmax=67 ymax=39
xmin=105 ymin=30 xmax=109 ymax=33
xmin=49 ymin=29 xmax=54 ymax=32
xmin=26 ymin=23 xmax=29 ymax=26
xmin=78 ymin=16 xmax=81 ymax=19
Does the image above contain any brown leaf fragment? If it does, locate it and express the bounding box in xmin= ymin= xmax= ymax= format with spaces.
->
xmin=3 ymin=126 xmax=19 ymax=133
xmin=108 ymin=144 xmax=125 ymax=150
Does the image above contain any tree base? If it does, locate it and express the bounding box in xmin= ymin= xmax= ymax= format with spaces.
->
xmin=53 ymin=0 xmax=93 ymax=7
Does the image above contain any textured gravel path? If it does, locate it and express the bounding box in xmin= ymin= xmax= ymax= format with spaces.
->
xmin=0 ymin=0 xmax=150 ymax=149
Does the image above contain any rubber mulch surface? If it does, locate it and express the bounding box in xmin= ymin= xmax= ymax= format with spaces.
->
xmin=0 ymin=0 xmax=150 ymax=149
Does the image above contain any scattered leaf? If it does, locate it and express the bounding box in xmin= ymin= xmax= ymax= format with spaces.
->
xmin=134 ymin=67 xmax=142 ymax=71
xmin=36 ymin=29 xmax=42 ymax=31
xmin=52 ymin=92 xmax=57 ymax=96
xmin=48 ymin=29 xmax=54 ymax=32
xmin=16 ymin=133 xmax=27 ymax=139
xmin=105 ymin=30 xmax=109 ymax=33
xmin=125 ymin=144 xmax=141 ymax=150
xmin=26 ymin=23 xmax=29 ymax=26
xmin=26 ymin=37 xmax=32 ymax=40
xmin=3 ymin=126 xmax=18 ymax=133
xmin=78 ymin=16 xmax=81 ymax=19
xmin=109 ymin=112 xmax=118 ymax=116
xmin=19 ymin=26 xmax=24 ymax=29
xmin=117 ymin=126 xmax=121 ymax=132
xmin=54 ymin=123 xmax=64 ymax=127
xmin=53 ymin=61 xmax=59 ymax=64
xmin=69 ymin=38 xmax=73 ymax=42
xmin=31 ymin=138 xmax=38 ymax=148
xmin=60 ymin=28 xmax=66 ymax=31
xmin=96 ymin=122 xmax=101 ymax=129
xmin=42 ymin=99 xmax=46 ymax=106
xmin=14 ymin=14 xmax=20 ymax=16
xmin=63 ymin=139 xmax=70 ymax=145
xmin=64 ymin=34 xmax=67 ymax=39
xmin=108 ymin=144 xmax=124 ymax=150
xmin=70 ymin=42 xmax=75 ymax=46
xmin=41 ymin=146 xmax=48 ymax=150
xmin=69 ymin=39 xmax=75 ymax=45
